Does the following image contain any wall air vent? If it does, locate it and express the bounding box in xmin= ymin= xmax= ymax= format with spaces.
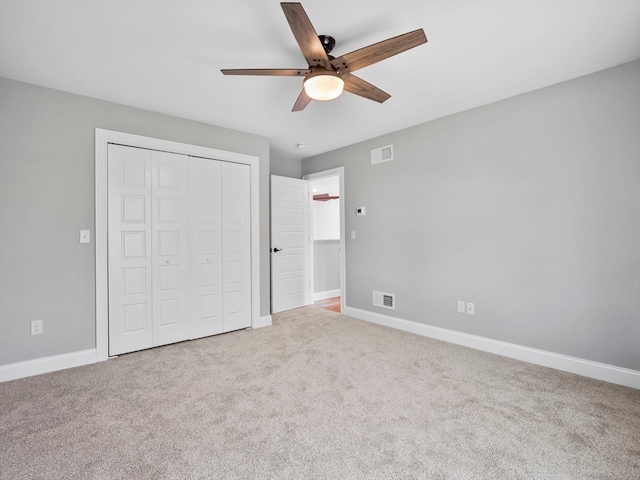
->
xmin=372 ymin=290 xmax=395 ymax=310
xmin=371 ymin=144 xmax=394 ymax=165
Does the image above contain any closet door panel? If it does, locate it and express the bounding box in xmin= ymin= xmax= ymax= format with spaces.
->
xmin=151 ymin=151 xmax=190 ymax=347
xmin=189 ymin=158 xmax=223 ymax=339
xmin=107 ymin=144 xmax=153 ymax=356
xmin=222 ymin=162 xmax=251 ymax=332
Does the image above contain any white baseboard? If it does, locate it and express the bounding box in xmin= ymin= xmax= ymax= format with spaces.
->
xmin=5 ymin=311 xmax=636 ymax=389
xmin=0 ymin=349 xmax=98 ymax=383
xmin=253 ymin=314 xmax=272 ymax=329
xmin=313 ymin=289 xmax=341 ymax=302
xmin=343 ymin=306 xmax=640 ymax=390
xmin=1 ymin=317 xmax=274 ymax=382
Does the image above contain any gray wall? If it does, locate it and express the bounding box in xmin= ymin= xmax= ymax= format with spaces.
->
xmin=0 ymin=77 xmax=270 ymax=365
xmin=313 ymin=240 xmax=341 ymax=295
xmin=302 ymin=61 xmax=640 ymax=371
xmin=270 ymin=154 xmax=302 ymax=178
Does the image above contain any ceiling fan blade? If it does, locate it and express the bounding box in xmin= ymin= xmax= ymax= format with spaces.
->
xmin=292 ymin=88 xmax=313 ymax=112
xmin=331 ymin=29 xmax=427 ymax=74
xmin=342 ymin=74 xmax=390 ymax=103
xmin=221 ymin=68 xmax=308 ymax=76
xmin=281 ymin=2 xmax=333 ymax=70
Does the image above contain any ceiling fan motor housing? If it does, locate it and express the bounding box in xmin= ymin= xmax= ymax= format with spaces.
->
xmin=319 ymin=35 xmax=336 ymax=54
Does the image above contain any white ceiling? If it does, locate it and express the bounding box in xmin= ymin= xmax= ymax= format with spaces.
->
xmin=1 ymin=1 xmax=639 ymax=160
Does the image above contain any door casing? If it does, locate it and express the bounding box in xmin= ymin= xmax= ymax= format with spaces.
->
xmin=304 ymin=167 xmax=346 ymax=313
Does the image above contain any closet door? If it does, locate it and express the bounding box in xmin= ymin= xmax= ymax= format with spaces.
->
xmin=107 ymin=145 xmax=153 ymax=356
xmin=108 ymin=145 xmax=252 ymax=355
xmin=222 ymin=162 xmax=251 ymax=331
xmin=189 ymin=158 xmax=223 ymax=339
xmin=151 ymin=151 xmax=190 ymax=347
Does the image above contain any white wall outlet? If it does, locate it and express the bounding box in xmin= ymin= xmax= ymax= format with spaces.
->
xmin=466 ymin=302 xmax=475 ymax=315
xmin=80 ymin=230 xmax=90 ymax=243
xmin=457 ymin=300 xmax=466 ymax=314
xmin=31 ymin=319 xmax=43 ymax=335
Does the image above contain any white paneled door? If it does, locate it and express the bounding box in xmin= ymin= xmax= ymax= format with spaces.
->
xmin=151 ymin=151 xmax=190 ymax=347
xmin=108 ymin=145 xmax=251 ymax=356
xmin=108 ymin=145 xmax=153 ymax=355
xmin=222 ymin=162 xmax=252 ymax=331
xmin=189 ymin=157 xmax=223 ymax=339
xmin=271 ymin=175 xmax=310 ymax=313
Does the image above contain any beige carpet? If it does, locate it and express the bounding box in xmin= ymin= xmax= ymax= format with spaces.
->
xmin=1 ymin=306 xmax=639 ymax=479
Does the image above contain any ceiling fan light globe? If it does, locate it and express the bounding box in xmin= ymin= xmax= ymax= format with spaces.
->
xmin=303 ymin=74 xmax=344 ymax=101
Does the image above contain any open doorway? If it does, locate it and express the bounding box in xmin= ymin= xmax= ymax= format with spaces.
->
xmin=304 ymin=168 xmax=345 ymax=313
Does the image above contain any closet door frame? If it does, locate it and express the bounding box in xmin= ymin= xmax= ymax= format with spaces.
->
xmin=95 ymin=128 xmax=261 ymax=361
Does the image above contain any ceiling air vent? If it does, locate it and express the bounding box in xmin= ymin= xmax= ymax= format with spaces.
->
xmin=372 ymin=290 xmax=395 ymax=310
xmin=371 ymin=145 xmax=394 ymax=165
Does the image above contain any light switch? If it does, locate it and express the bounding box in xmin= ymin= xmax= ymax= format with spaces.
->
xmin=80 ymin=230 xmax=90 ymax=244
xmin=351 ymin=230 xmax=356 ymax=240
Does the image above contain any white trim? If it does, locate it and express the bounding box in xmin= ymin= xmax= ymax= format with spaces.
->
xmin=1 ymin=316 xmax=273 ymax=382
xmin=313 ymin=289 xmax=341 ymax=302
xmin=303 ymin=167 xmax=345 ymax=313
xmin=253 ymin=315 xmax=273 ymax=329
xmin=0 ymin=349 xmax=97 ymax=383
xmin=95 ymin=128 xmax=261 ymax=362
xmin=343 ymin=306 xmax=640 ymax=389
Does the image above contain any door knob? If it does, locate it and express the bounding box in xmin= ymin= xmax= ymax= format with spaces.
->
xmin=165 ymin=259 xmax=171 ymax=264
xmin=273 ymin=247 xmax=283 ymax=253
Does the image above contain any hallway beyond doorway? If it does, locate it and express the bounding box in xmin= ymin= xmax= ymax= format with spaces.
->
xmin=314 ymin=297 xmax=340 ymax=313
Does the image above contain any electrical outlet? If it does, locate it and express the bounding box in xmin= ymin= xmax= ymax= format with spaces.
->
xmin=466 ymin=302 xmax=475 ymax=315
xmin=457 ymin=301 xmax=466 ymax=314
xmin=31 ymin=319 xmax=43 ymax=335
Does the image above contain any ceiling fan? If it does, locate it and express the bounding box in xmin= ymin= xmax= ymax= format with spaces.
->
xmin=221 ymin=2 xmax=427 ymax=111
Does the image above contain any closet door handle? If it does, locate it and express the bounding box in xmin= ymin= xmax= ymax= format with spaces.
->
xmin=206 ymin=258 xmax=212 ymax=263
xmin=273 ymin=247 xmax=283 ymax=253
xmin=165 ymin=259 xmax=171 ymax=264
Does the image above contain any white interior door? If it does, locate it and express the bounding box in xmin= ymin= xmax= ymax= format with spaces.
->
xmin=221 ymin=161 xmax=252 ymax=331
xmin=107 ymin=144 xmax=153 ymax=356
xmin=96 ymin=128 xmax=261 ymax=362
xmin=189 ymin=157 xmax=223 ymax=339
xmin=151 ymin=151 xmax=190 ymax=347
xmin=271 ymin=175 xmax=310 ymax=313
xmin=108 ymin=145 xmax=252 ymax=355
